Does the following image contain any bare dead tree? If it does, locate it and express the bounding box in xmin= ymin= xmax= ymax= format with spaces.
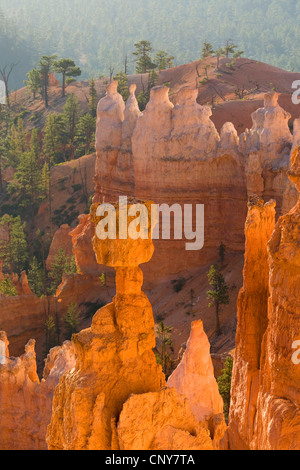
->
xmin=124 ymin=55 xmax=128 ymax=75
xmin=109 ymin=65 xmax=115 ymax=82
xmin=0 ymin=62 xmax=18 ymax=107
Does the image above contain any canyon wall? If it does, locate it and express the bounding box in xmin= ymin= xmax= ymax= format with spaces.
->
xmin=73 ymin=84 xmax=295 ymax=285
xmin=229 ymin=147 xmax=300 ymax=450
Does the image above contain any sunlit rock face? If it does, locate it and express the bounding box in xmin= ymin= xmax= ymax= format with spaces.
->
xmin=0 ymin=335 xmax=76 ymax=450
xmin=229 ymin=197 xmax=276 ymax=450
xmin=46 ymin=200 xmax=165 ymax=450
xmin=168 ymin=320 xmax=224 ymax=422
xmin=46 ymin=200 xmax=227 ymax=450
xmin=229 ymin=148 xmax=300 ymax=450
xmin=253 ymin=147 xmax=300 ymax=450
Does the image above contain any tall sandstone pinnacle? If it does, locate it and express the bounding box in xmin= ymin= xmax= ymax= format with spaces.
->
xmin=228 ymin=197 xmax=276 ymax=450
xmin=167 ymin=320 xmax=224 ymax=423
xmin=46 ymin=199 xmax=224 ymax=450
xmin=229 ymin=147 xmax=300 ymax=450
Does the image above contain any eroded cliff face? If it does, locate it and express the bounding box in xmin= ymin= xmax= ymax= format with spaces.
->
xmin=229 ymin=147 xmax=300 ymax=450
xmin=239 ymin=92 xmax=297 ymax=214
xmin=229 ymin=197 xmax=276 ymax=450
xmin=46 ymin=199 xmax=225 ymax=450
xmin=253 ymin=147 xmax=300 ymax=450
xmin=0 ymin=334 xmax=76 ymax=450
xmin=74 ymin=85 xmax=296 ymax=285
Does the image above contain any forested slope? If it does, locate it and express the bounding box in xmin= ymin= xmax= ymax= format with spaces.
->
xmin=1 ymin=0 xmax=300 ymax=90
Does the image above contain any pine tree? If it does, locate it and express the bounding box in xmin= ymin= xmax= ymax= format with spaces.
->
xmin=154 ymin=50 xmax=175 ymax=70
xmin=0 ymin=214 xmax=28 ymax=274
xmin=214 ymin=47 xmax=225 ymax=69
xmin=201 ymin=42 xmax=214 ymax=59
xmin=48 ymin=249 xmax=77 ymax=294
xmin=7 ymin=118 xmax=26 ymax=167
xmin=0 ymin=278 xmax=18 ymax=296
xmin=217 ymin=356 xmax=233 ymax=422
xmin=53 ymin=58 xmax=81 ymax=97
xmin=63 ymin=94 xmax=80 ymax=160
xmin=28 ymin=256 xmax=44 ymax=297
xmin=8 ymin=129 xmax=45 ymax=224
xmin=75 ymin=113 xmax=96 ymax=156
xmin=113 ymin=71 xmax=129 ymax=102
xmin=133 ymin=40 xmax=156 ymax=74
xmin=155 ymin=321 xmax=175 ymax=377
xmin=88 ymin=78 xmax=97 ymax=118
xmin=24 ymin=69 xmax=41 ymax=99
xmin=37 ymin=55 xmax=57 ymax=108
xmin=64 ymin=302 xmax=82 ymax=339
xmin=207 ymin=265 xmax=230 ymax=337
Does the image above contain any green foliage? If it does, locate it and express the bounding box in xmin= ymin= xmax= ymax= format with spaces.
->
xmin=63 ymin=94 xmax=80 ymax=160
xmin=37 ymin=55 xmax=57 ymax=107
xmin=0 ymin=278 xmax=18 ymax=296
xmin=133 ymin=40 xmax=156 ymax=74
xmin=217 ymin=356 xmax=233 ymax=422
xmin=154 ymin=50 xmax=175 ymax=70
xmin=64 ymin=302 xmax=82 ymax=339
xmin=207 ymin=265 xmax=230 ymax=336
xmin=1 ymin=0 xmax=300 ymax=92
xmin=8 ymin=129 xmax=46 ymax=216
xmin=155 ymin=321 xmax=175 ymax=378
xmin=201 ymin=41 xmax=214 ymax=59
xmin=113 ymin=71 xmax=129 ymax=102
xmin=75 ymin=113 xmax=96 ymax=156
xmin=48 ymin=249 xmax=77 ymax=294
xmin=24 ymin=69 xmax=42 ymax=99
xmin=89 ymin=78 xmax=97 ymax=117
xmin=0 ymin=214 xmax=28 ymax=274
xmin=28 ymin=256 xmax=44 ymax=297
xmin=53 ymin=58 xmax=81 ymax=97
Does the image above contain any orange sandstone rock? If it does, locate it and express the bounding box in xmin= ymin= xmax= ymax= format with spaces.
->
xmin=0 ymin=335 xmax=76 ymax=450
xmin=46 ymin=224 xmax=73 ymax=270
xmin=46 ymin=200 xmax=165 ymax=450
xmin=229 ymin=149 xmax=300 ymax=450
xmin=229 ymin=197 xmax=276 ymax=450
xmin=253 ymin=147 xmax=300 ymax=450
xmin=168 ymin=320 xmax=224 ymax=422
xmin=117 ymin=388 xmax=213 ymax=451
xmin=46 ymin=199 xmax=223 ymax=450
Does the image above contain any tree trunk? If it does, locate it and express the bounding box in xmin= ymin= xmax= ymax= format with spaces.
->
xmin=215 ymin=303 xmax=221 ymax=336
xmin=62 ymin=72 xmax=66 ymax=97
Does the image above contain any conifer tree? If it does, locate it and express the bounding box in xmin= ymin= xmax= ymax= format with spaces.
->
xmin=133 ymin=40 xmax=156 ymax=74
xmin=0 ymin=214 xmax=28 ymax=274
xmin=207 ymin=265 xmax=230 ymax=336
xmin=53 ymin=58 xmax=81 ymax=97
xmin=37 ymin=55 xmax=57 ymax=108
xmin=88 ymin=78 xmax=97 ymax=118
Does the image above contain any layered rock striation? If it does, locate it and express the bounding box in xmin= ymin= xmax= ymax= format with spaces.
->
xmin=229 ymin=147 xmax=300 ymax=450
